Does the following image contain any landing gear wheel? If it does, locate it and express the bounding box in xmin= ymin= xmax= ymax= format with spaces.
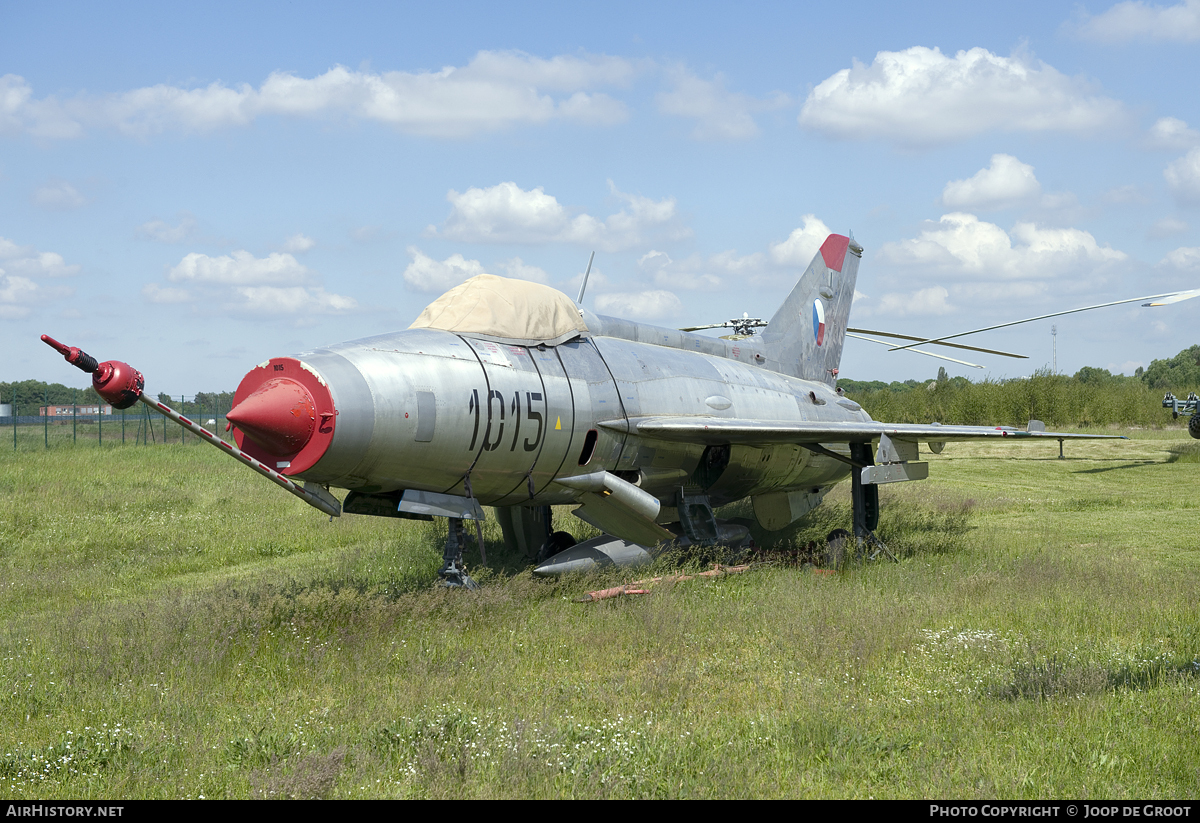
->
xmin=824 ymin=528 xmax=851 ymax=570
xmin=536 ymin=531 xmax=577 ymax=563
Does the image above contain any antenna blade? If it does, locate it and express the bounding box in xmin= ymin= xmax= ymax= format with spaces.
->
xmin=576 ymin=251 xmax=596 ymax=306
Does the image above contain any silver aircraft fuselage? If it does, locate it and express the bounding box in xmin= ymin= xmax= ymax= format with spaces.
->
xmin=272 ymin=309 xmax=861 ymax=509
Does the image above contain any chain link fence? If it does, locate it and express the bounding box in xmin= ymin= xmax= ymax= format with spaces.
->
xmin=3 ymin=395 xmax=235 ymax=451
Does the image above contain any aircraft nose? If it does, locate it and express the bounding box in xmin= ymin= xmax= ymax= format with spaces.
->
xmin=227 ymin=377 xmax=316 ymax=456
xmin=228 ymin=357 xmax=338 ymax=474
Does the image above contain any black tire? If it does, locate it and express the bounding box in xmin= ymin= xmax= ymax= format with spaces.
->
xmin=824 ymin=528 xmax=852 ymax=570
xmin=537 ymin=531 xmax=577 ymax=563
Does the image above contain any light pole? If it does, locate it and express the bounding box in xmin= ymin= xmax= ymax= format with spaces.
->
xmin=1052 ymin=325 xmax=1057 ymax=374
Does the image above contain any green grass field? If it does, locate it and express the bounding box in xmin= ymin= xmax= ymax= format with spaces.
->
xmin=1 ymin=428 xmax=1198 ymax=798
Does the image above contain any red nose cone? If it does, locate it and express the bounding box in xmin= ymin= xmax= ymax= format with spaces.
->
xmin=227 ymin=377 xmax=316 ymax=457
xmin=231 ymin=357 xmax=336 ymax=475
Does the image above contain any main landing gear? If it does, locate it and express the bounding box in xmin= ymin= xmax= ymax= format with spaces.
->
xmin=848 ymin=442 xmax=898 ymax=564
xmin=439 ymin=518 xmax=480 ymax=589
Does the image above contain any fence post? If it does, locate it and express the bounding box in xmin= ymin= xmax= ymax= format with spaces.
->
xmin=44 ymin=389 xmax=48 ymax=448
xmin=11 ymin=401 xmax=15 ymax=452
xmin=73 ymin=389 xmax=77 ymax=444
xmin=181 ymin=394 xmax=185 ymax=445
xmin=99 ymin=403 xmax=102 ymax=446
xmin=122 ymin=408 xmax=125 ymax=444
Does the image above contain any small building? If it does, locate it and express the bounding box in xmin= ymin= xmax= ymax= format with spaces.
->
xmin=39 ymin=404 xmax=114 ymax=416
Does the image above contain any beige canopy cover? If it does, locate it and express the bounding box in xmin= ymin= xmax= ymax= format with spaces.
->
xmin=409 ymin=274 xmax=589 ymax=346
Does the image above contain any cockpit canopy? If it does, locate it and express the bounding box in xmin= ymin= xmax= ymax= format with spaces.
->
xmin=409 ymin=274 xmax=589 ymax=347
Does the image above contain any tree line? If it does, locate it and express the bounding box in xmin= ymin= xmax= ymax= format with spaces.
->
xmin=837 ymin=344 xmax=1200 ymax=428
xmin=0 ymin=380 xmax=236 ymax=418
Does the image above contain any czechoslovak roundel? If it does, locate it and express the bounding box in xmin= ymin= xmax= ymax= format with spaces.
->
xmin=812 ymin=299 xmax=826 ymax=346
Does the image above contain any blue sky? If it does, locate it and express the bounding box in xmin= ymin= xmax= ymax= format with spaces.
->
xmin=4 ymin=0 xmax=1200 ymax=394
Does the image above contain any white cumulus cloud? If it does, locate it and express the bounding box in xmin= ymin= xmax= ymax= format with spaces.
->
xmin=0 ymin=236 xmax=79 ymax=318
xmin=768 ymin=215 xmax=834 ymax=266
xmin=656 ymin=66 xmax=789 ymax=140
xmin=280 ymin=233 xmax=316 ymax=254
xmin=434 ymin=181 xmax=687 ymax=252
xmin=870 ymin=286 xmax=956 ymax=318
xmin=942 ymin=154 xmax=1042 ymax=210
xmin=638 ymin=250 xmax=723 ymax=291
xmin=232 ymin=286 xmax=356 ymax=316
xmin=403 ymin=247 xmax=486 ymax=293
xmin=799 ymin=46 xmax=1125 ymax=147
xmin=168 ymin=250 xmax=312 ymax=285
xmin=632 ymin=215 xmax=837 ymax=290
xmin=402 ymin=248 xmax=554 ymax=293
xmin=0 ymin=74 xmax=82 ymax=138
xmin=0 ymin=274 xmax=39 ymax=319
xmin=1074 ymin=0 xmax=1200 ymax=42
xmin=1165 ymin=148 xmax=1200 ymax=205
xmin=0 ymin=52 xmax=637 ymax=140
xmin=878 ymin=212 xmax=1127 ymax=281
xmin=1149 ymin=217 xmax=1189 ymax=238
xmin=0 ymin=237 xmax=81 ymax=277
xmin=497 ymin=257 xmax=550 ymax=284
xmin=556 ymin=91 xmax=629 ymax=126
xmin=1160 ymin=246 xmax=1200 ymax=269
xmin=152 ymin=249 xmax=353 ymax=316
xmin=1147 ymin=117 xmax=1200 ymax=150
xmin=565 ymin=267 xmax=611 ymax=299
xmin=594 ymin=289 xmax=683 ymax=320
xmin=8 ymin=252 xmax=79 ymax=278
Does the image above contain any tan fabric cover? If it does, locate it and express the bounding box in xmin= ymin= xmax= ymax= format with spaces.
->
xmin=409 ymin=274 xmax=589 ymax=345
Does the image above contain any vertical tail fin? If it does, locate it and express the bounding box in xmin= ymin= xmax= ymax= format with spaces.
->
xmin=760 ymin=233 xmax=861 ymax=386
